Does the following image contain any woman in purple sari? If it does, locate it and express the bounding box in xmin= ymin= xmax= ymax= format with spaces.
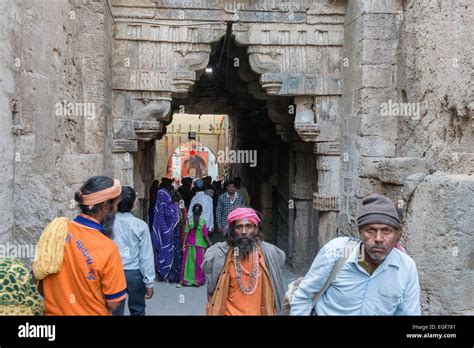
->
xmin=151 ymin=188 xmax=180 ymax=281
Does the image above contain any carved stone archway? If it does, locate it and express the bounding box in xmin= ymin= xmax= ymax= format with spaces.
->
xmin=109 ymin=0 xmax=346 ymax=270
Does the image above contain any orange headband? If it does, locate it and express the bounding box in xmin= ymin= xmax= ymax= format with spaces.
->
xmin=82 ymin=179 xmax=122 ymax=206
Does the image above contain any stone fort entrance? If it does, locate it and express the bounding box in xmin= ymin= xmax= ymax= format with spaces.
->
xmin=1 ymin=0 xmax=472 ymax=314
xmin=110 ymin=0 xmax=348 ymax=272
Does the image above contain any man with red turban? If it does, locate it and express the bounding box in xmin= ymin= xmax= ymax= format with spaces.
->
xmin=202 ymin=207 xmax=286 ymax=315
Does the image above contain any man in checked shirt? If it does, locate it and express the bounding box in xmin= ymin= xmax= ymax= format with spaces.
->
xmin=215 ymin=180 xmax=245 ymax=238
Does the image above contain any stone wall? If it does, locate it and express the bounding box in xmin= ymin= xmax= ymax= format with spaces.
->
xmin=406 ymin=173 xmax=474 ymax=315
xmin=399 ymin=0 xmax=473 ymax=315
xmin=339 ymin=0 xmax=473 ymax=314
xmin=1 ymin=0 xmax=471 ymax=314
xmin=339 ymin=0 xmax=402 ymax=235
xmin=397 ymin=0 xmax=473 ymax=172
xmin=0 ymin=0 xmax=18 ymax=245
xmin=0 ymin=0 xmax=114 ymax=256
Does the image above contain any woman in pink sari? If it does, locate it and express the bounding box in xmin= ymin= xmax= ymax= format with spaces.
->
xmin=181 ymin=204 xmax=212 ymax=286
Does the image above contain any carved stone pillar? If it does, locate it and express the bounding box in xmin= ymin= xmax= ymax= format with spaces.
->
xmin=314 ymin=141 xmax=341 ymax=247
xmin=291 ymin=142 xmax=318 ymax=273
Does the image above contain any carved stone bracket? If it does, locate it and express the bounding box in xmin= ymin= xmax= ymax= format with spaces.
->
xmin=313 ymin=194 xmax=340 ymax=211
xmin=294 ymin=94 xmax=342 ymax=142
xmin=232 ymin=20 xmax=343 ymax=141
xmin=112 ymin=21 xmax=226 ymax=96
xmin=112 ymin=19 xmax=225 ymax=143
xmin=135 ymin=93 xmax=172 ymax=121
xmin=232 ymin=22 xmax=343 ymax=96
xmin=113 ymin=139 xmax=138 ymax=153
xmin=294 ymin=96 xmax=320 ymax=141
xmin=294 ymin=123 xmax=321 ymax=142
xmin=314 ymin=141 xmax=341 ymax=156
xmin=313 ymin=141 xmax=341 ymax=211
xmin=134 ymin=120 xmax=164 ymax=141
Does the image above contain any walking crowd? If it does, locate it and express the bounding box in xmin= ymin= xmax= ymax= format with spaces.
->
xmin=0 ymin=174 xmax=421 ymax=316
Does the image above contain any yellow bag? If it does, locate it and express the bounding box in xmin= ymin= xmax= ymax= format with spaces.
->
xmin=32 ymin=217 xmax=69 ymax=280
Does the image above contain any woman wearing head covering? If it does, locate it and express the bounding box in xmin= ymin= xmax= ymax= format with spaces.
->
xmin=148 ymin=179 xmax=160 ymax=229
xmin=168 ymin=191 xmax=186 ymax=285
xmin=0 ymin=257 xmax=43 ymax=316
xmin=151 ymin=188 xmax=180 ymax=281
xmin=181 ymin=203 xmax=212 ymax=287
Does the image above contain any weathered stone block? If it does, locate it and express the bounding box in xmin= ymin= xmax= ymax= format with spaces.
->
xmin=359 ymin=39 xmax=398 ymax=64
xmin=354 ymin=88 xmax=398 ymax=114
xmin=357 ymin=113 xmax=398 ymax=137
xmin=377 ymin=157 xmax=431 ymax=185
xmin=357 ymin=135 xmax=396 ymax=157
xmin=358 ymin=156 xmax=386 ymax=178
xmin=400 ymin=172 xmax=427 ymax=202
xmin=358 ymin=0 xmax=400 ymax=15
xmin=406 ymin=173 xmax=474 ymax=314
xmin=361 ymin=14 xmax=397 ymax=40
xmin=61 ymin=154 xmax=105 ymax=185
xmin=357 ymin=177 xmax=379 ymax=198
xmin=361 ymin=65 xmax=394 ymax=88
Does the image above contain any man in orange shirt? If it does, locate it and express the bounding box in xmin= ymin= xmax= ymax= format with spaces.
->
xmin=40 ymin=176 xmax=127 ymax=315
xmin=202 ymin=207 xmax=286 ymax=315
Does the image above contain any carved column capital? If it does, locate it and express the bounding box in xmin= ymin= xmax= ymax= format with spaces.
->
xmin=313 ymin=194 xmax=340 ymax=211
xmin=112 ymin=21 xmax=226 ymax=96
xmin=232 ymin=21 xmax=343 ymax=97
xmin=294 ymin=96 xmax=320 ymax=141
xmin=112 ymin=20 xmax=225 ymax=142
xmin=313 ymin=141 xmax=341 ymax=156
xmin=313 ymin=141 xmax=342 ymax=212
xmin=112 ymin=139 xmax=138 ymax=153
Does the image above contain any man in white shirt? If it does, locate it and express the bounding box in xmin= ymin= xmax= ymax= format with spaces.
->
xmin=188 ymin=178 xmax=214 ymax=232
xmin=112 ymin=186 xmax=155 ymax=316
xmin=290 ymin=194 xmax=421 ymax=315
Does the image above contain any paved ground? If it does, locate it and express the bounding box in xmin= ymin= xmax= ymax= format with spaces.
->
xmin=124 ymin=264 xmax=299 ymax=315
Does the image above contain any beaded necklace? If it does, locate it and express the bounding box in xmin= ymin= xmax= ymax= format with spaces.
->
xmin=233 ymin=245 xmax=260 ymax=295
